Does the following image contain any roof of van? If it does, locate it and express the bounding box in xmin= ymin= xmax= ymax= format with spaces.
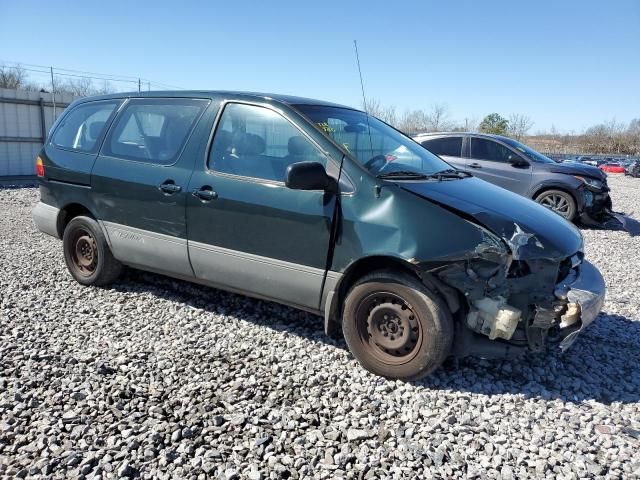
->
xmin=75 ymin=90 xmax=359 ymax=110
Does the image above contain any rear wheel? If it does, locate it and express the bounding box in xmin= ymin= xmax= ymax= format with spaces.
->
xmin=535 ymin=189 xmax=576 ymax=221
xmin=342 ymin=271 xmax=454 ymax=380
xmin=63 ymin=216 xmax=122 ymax=286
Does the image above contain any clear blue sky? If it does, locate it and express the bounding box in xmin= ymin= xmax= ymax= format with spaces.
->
xmin=1 ymin=0 xmax=638 ymax=132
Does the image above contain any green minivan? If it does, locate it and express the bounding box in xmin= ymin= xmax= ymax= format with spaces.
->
xmin=32 ymin=91 xmax=605 ymax=380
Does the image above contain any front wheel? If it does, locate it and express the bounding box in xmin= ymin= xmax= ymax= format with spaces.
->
xmin=63 ymin=216 xmax=122 ymax=286
xmin=535 ymin=189 xmax=577 ymax=221
xmin=342 ymin=271 xmax=454 ymax=381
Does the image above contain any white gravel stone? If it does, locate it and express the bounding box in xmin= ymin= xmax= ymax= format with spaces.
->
xmin=0 ymin=175 xmax=639 ymax=479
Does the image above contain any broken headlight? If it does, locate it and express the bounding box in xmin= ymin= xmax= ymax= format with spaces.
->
xmin=473 ymin=225 xmax=510 ymax=265
xmin=574 ymin=175 xmax=604 ymax=190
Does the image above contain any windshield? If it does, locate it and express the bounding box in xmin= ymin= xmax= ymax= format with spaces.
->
xmin=294 ymin=105 xmax=450 ymax=176
xmin=500 ymin=137 xmax=556 ymax=164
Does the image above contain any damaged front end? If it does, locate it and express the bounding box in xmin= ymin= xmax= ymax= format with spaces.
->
xmin=421 ymin=222 xmax=606 ymax=359
xmin=579 ymin=183 xmax=640 ymax=236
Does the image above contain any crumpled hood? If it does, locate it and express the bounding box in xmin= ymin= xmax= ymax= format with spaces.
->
xmin=400 ymin=177 xmax=583 ymax=260
xmin=548 ymin=162 xmax=606 ymax=181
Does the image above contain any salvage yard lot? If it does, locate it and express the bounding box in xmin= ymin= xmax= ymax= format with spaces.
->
xmin=1 ymin=176 xmax=639 ymax=479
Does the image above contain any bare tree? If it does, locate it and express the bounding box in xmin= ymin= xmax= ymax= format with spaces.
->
xmin=582 ymin=119 xmax=627 ymax=153
xmin=0 ymin=65 xmax=38 ymax=90
xmin=508 ymin=113 xmax=534 ymax=140
xmin=54 ymin=77 xmax=117 ymax=96
xmin=397 ymin=109 xmax=429 ymax=134
xmin=356 ymin=97 xmax=638 ymax=155
xmin=93 ymin=80 xmax=116 ymax=95
xmin=362 ymin=98 xmax=398 ymax=125
xmin=463 ymin=116 xmax=479 ymax=132
xmin=55 ymin=77 xmax=94 ymax=96
xmin=362 ymin=98 xmax=383 ymax=117
xmin=379 ymin=104 xmax=397 ymax=126
xmin=424 ymin=103 xmax=453 ymax=132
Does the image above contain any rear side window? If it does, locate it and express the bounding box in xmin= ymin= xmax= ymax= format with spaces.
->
xmin=421 ymin=137 xmax=462 ymax=157
xmin=52 ymin=101 xmax=118 ymax=153
xmin=104 ymin=98 xmax=208 ymax=165
xmin=471 ymin=138 xmax=517 ymax=162
xmin=208 ymin=103 xmax=325 ymax=182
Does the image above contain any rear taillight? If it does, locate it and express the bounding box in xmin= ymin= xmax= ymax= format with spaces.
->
xmin=36 ymin=156 xmax=44 ymax=177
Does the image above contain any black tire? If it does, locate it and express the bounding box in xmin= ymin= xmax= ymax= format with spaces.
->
xmin=342 ymin=270 xmax=454 ymax=381
xmin=534 ymin=189 xmax=577 ymax=221
xmin=62 ymin=216 xmax=122 ymax=286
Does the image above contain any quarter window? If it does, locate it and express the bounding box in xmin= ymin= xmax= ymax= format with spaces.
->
xmin=209 ymin=103 xmax=325 ymax=182
xmin=471 ymin=138 xmax=519 ymax=162
xmin=105 ymin=98 xmax=208 ymax=164
xmin=421 ymin=137 xmax=462 ymax=157
xmin=52 ymin=101 xmax=118 ymax=153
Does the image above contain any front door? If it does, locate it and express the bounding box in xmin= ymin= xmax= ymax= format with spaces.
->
xmin=467 ymin=136 xmax=532 ymax=194
xmin=91 ymin=97 xmax=210 ymax=276
xmin=186 ymin=102 xmax=337 ymax=310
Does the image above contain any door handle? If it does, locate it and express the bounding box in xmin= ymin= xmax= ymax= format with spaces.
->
xmin=192 ymin=187 xmax=218 ymax=201
xmin=468 ymin=163 xmax=482 ymax=169
xmin=158 ymin=181 xmax=182 ymax=194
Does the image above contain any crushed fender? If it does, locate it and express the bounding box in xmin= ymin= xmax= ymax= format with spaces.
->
xmin=421 ymin=220 xmax=605 ymax=357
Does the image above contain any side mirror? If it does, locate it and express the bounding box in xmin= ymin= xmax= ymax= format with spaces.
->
xmin=285 ymin=161 xmax=336 ymax=191
xmin=509 ymin=156 xmax=529 ymax=168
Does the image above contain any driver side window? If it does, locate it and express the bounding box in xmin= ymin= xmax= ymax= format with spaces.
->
xmin=208 ymin=103 xmax=325 ymax=182
xmin=471 ymin=138 xmax=519 ymax=163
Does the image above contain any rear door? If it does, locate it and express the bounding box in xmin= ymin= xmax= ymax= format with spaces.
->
xmin=91 ymin=97 xmax=210 ymax=276
xmin=186 ymin=101 xmax=338 ymax=310
xmin=468 ymin=136 xmax=532 ymax=194
xmin=418 ymin=136 xmax=466 ymax=171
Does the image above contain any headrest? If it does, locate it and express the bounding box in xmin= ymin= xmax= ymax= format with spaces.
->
xmin=214 ymin=129 xmax=232 ymax=150
xmin=234 ymin=132 xmax=265 ymax=156
xmin=89 ymin=121 xmax=106 ymax=139
xmin=288 ymin=135 xmax=310 ymax=156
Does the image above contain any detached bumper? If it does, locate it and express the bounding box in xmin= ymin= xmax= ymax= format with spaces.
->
xmin=555 ymin=260 xmax=605 ymax=350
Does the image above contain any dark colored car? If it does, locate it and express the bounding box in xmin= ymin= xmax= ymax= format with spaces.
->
xmin=414 ymin=133 xmax=611 ymax=224
xmin=32 ymin=91 xmax=605 ymax=380
xmin=625 ymin=161 xmax=640 ymax=177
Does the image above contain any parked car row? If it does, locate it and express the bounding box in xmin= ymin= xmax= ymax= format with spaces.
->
xmin=33 ymin=91 xmax=607 ymax=380
xmin=577 ymin=156 xmax=633 ymax=167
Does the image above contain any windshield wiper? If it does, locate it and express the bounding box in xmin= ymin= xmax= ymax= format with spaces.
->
xmin=376 ymin=171 xmax=430 ymax=180
xmin=377 ymin=169 xmax=471 ymax=181
xmin=431 ymin=168 xmax=472 ymax=180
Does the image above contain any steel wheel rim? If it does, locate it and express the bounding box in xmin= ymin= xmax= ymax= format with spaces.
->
xmin=71 ymin=230 xmax=98 ymax=276
xmin=539 ymin=193 xmax=571 ymax=217
xmin=355 ymin=292 xmax=422 ymax=366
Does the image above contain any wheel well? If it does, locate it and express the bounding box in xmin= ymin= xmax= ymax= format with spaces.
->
xmin=56 ymin=203 xmax=95 ymax=238
xmin=532 ymin=186 xmax=577 ymax=205
xmin=325 ymin=256 xmax=421 ymax=335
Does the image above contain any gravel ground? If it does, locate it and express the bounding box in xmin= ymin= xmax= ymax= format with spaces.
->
xmin=1 ymin=175 xmax=639 ymax=479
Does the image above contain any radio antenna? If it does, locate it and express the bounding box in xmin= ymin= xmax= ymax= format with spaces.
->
xmin=353 ymin=40 xmax=374 ymax=155
xmin=353 ymin=40 xmax=368 ymax=113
